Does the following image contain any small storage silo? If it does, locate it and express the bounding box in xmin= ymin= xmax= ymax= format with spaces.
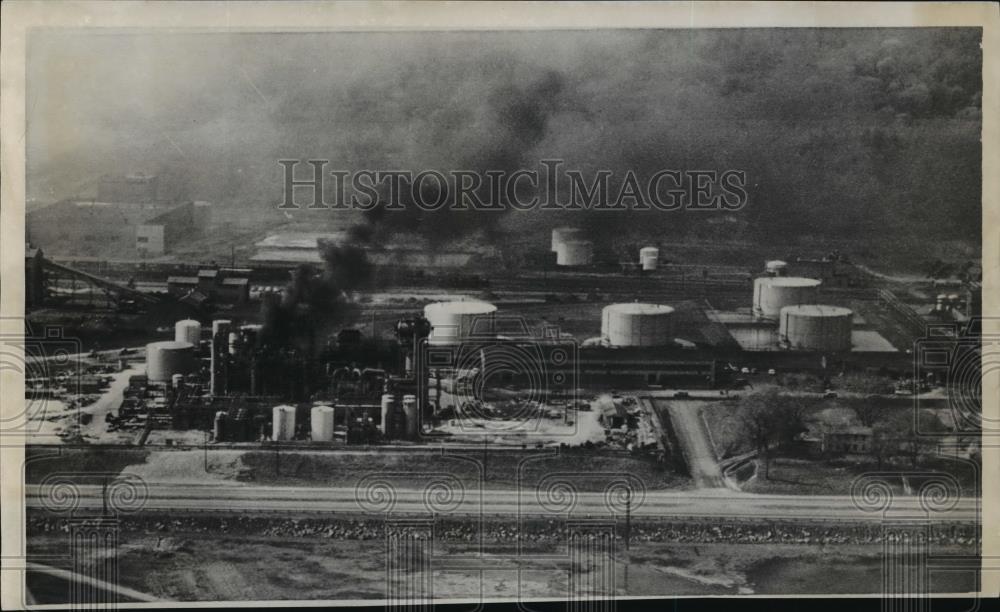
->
xmin=175 ymin=319 xmax=202 ymax=346
xmin=639 ymin=247 xmax=659 ymax=271
xmin=779 ymin=305 xmax=853 ymax=352
xmin=272 ymin=404 xmax=296 ymax=441
xmin=213 ymin=410 xmax=228 ymax=442
xmin=145 ymin=340 xmax=196 ymax=382
xmin=402 ymin=395 xmax=419 ymax=439
xmin=753 ymin=277 xmax=821 ymax=320
xmin=551 ymin=227 xmax=585 ymax=252
xmin=311 ymin=405 xmax=335 ymax=442
xmin=601 ymin=303 xmax=675 ymax=347
xmin=765 ymin=260 xmax=788 ymax=276
xmin=380 ymin=394 xmax=395 ymax=437
xmin=556 ymin=240 xmax=593 ymax=266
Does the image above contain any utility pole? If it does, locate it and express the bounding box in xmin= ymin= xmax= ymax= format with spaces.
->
xmin=482 ymin=437 xmax=489 ymax=482
xmin=624 ymin=485 xmax=632 ymax=551
xmin=101 ymin=476 xmax=109 ymax=517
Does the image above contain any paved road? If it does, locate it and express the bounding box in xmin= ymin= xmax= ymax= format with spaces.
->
xmin=24 ymin=483 xmax=978 ymax=523
xmin=658 ymin=400 xmax=726 ymax=489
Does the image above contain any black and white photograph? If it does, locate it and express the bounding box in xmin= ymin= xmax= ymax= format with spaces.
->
xmin=1 ymin=1 xmax=996 ymax=608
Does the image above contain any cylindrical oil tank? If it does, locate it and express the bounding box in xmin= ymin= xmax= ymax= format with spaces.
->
xmin=213 ymin=410 xmax=227 ymax=442
xmin=272 ymin=405 xmax=296 ymax=441
xmin=228 ymin=332 xmax=239 ymax=355
xmin=556 ymin=240 xmax=593 ymax=266
xmin=311 ymin=405 xmax=335 ymax=442
xmin=424 ymin=301 xmax=498 ymax=345
xmin=753 ymin=277 xmax=821 ymax=319
xmin=212 ymin=319 xmax=232 ymax=337
xmin=765 ymin=260 xmax=788 ymax=276
xmin=145 ymin=340 xmax=195 ymax=382
xmin=936 ymin=293 xmax=948 ymax=311
xmin=601 ymin=303 xmax=675 ymax=347
xmin=380 ymin=394 xmax=395 ymax=436
xmin=779 ymin=305 xmax=853 ymax=352
xmin=639 ymin=247 xmax=659 ymax=271
xmin=551 ymin=227 xmax=585 ymax=252
xmin=171 ymin=373 xmax=184 ymax=389
xmin=402 ymin=395 xmax=419 ymax=439
xmin=175 ymin=319 xmax=202 ymax=346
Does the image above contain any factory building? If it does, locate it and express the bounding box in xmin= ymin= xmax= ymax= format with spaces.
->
xmin=26 ymin=200 xmax=209 ymax=258
xmin=166 ymin=268 xmax=250 ymax=304
xmin=250 ymin=231 xmax=480 ymax=269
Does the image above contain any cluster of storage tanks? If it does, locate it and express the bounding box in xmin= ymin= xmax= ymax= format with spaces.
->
xmin=753 ymin=263 xmax=854 ymax=352
xmin=550 ymin=227 xmax=593 ymax=266
xmin=145 ymin=319 xmax=204 ymax=382
xmin=601 ymin=303 xmax=675 ymax=347
xmin=752 ymin=277 xmax=822 ymax=320
xmin=262 ymin=397 xmax=420 ymax=442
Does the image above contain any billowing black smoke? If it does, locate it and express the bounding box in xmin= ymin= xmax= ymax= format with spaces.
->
xmin=357 ymin=69 xmax=566 ymax=244
xmin=260 ymin=232 xmax=372 ymax=354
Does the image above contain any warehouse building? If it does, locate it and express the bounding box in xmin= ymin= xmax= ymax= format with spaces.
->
xmin=26 ymin=200 xmax=210 ymax=258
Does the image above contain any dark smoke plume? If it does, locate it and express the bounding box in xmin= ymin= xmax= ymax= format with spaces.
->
xmin=357 ymin=68 xmax=566 ymax=244
xmin=260 ymin=232 xmax=372 ymax=353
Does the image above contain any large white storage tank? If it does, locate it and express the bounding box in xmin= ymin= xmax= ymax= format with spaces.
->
xmin=551 ymin=227 xmax=585 ymax=252
xmin=175 ymin=319 xmax=202 ymax=346
xmin=145 ymin=340 xmax=195 ymax=382
xmin=556 ymin=240 xmax=594 ymax=266
xmin=272 ymin=405 xmax=296 ymax=441
xmin=424 ymin=301 xmax=498 ymax=345
xmin=310 ymin=405 xmax=335 ymax=442
xmin=601 ymin=303 xmax=675 ymax=347
xmin=639 ymin=247 xmax=659 ymax=271
xmin=779 ymin=305 xmax=853 ymax=352
xmin=753 ymin=277 xmax=821 ymax=319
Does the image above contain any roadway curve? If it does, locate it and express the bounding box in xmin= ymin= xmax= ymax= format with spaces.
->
xmin=24 ymin=483 xmax=978 ymax=523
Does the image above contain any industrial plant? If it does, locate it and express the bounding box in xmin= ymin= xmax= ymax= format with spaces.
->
xmin=22 ymin=219 xmax=982 ymax=454
xmin=15 ymin=20 xmax=985 ymax=605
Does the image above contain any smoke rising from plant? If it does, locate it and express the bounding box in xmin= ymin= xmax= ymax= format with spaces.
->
xmin=28 ymin=29 xmax=982 ymax=247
